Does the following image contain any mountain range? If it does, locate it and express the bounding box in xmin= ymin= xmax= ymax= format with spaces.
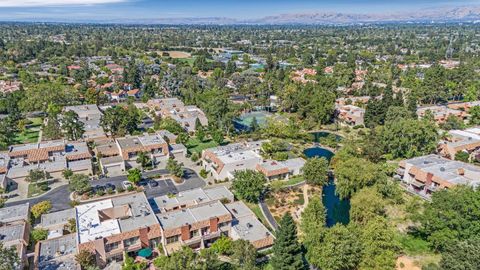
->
xmin=115 ymin=6 xmax=480 ymax=25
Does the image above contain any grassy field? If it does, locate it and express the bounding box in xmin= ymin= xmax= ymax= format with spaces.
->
xmin=270 ymin=175 xmax=305 ymax=190
xmin=245 ymin=201 xmax=273 ymax=232
xmin=15 ymin=117 xmax=43 ymax=144
xmin=27 ymin=182 xmax=50 ymax=198
xmin=160 ymin=51 xmax=192 ymax=58
xmin=185 ymin=137 xmax=219 ymax=154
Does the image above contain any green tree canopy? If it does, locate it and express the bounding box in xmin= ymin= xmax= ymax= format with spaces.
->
xmin=232 ymin=170 xmax=266 ymax=203
xmin=303 ymin=157 xmax=329 ymax=186
xmin=271 ymin=213 xmax=305 ymax=270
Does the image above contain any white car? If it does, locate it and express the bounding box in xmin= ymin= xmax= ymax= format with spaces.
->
xmin=122 ymin=181 xmax=133 ymax=189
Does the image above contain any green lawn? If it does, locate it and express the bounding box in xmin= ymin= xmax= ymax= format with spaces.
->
xmin=396 ymin=233 xmax=432 ymax=255
xmin=27 ymin=182 xmax=50 ymax=198
xmin=185 ymin=137 xmax=219 ymax=154
xmin=270 ymin=175 xmax=305 ymax=190
xmin=15 ymin=117 xmax=43 ymax=144
xmin=245 ymin=202 xmax=273 ymax=232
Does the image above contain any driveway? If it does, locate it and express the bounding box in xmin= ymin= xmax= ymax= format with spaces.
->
xmin=4 ymin=167 xmax=206 ymax=212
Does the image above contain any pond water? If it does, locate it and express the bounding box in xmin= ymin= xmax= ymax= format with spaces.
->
xmin=304 ymin=146 xmax=350 ymax=227
xmin=310 ymin=131 xmax=343 ymax=143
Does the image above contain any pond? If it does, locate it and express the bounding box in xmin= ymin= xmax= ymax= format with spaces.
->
xmin=304 ymin=146 xmax=350 ymax=227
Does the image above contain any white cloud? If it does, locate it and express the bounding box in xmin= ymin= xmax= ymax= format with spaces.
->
xmin=0 ymin=0 xmax=127 ymax=7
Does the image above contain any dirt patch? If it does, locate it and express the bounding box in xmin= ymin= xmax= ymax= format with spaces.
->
xmin=266 ymin=187 xmax=306 ymax=223
xmin=396 ymin=256 xmax=421 ymax=270
xmin=160 ymin=51 xmax=191 ymax=58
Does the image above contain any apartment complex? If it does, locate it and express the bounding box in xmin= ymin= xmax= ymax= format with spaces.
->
xmin=335 ymin=104 xmax=365 ymax=126
xmin=416 ymin=105 xmax=468 ymax=124
xmin=6 ymin=140 xmax=92 ymax=181
xmin=64 ymin=104 xmax=105 ymax=141
xmin=447 ymin=101 xmax=480 ymax=112
xmin=397 ymin=154 xmax=480 ymax=197
xmin=147 ymin=98 xmax=208 ymax=133
xmin=153 ymin=187 xmax=273 ymax=254
xmin=256 ymin=158 xmax=306 ymax=181
xmin=0 ymin=203 xmax=30 ymax=269
xmin=439 ymin=127 xmax=480 ymax=160
xmin=75 ymin=193 xmax=161 ymax=266
xmin=96 ymin=131 xmax=173 ymax=175
xmin=202 ymin=141 xmax=264 ymax=180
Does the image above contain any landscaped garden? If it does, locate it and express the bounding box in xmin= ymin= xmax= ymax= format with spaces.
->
xmin=15 ymin=117 xmax=43 ymax=144
xmin=185 ymin=137 xmax=219 ymax=154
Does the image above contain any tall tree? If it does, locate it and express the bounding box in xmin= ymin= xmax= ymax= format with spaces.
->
xmin=232 ymin=170 xmax=266 ymax=203
xmin=271 ymin=213 xmax=305 ymax=270
xmin=62 ymin=110 xmax=85 ymax=141
xmin=302 ymin=157 xmax=329 ymax=186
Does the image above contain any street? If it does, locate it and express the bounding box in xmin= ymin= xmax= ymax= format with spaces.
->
xmin=4 ymin=168 xmax=206 ymax=212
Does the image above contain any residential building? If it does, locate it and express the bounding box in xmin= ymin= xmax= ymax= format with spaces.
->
xmin=153 ymin=187 xmax=273 ymax=254
xmin=439 ymin=127 xmax=480 ymax=160
xmin=63 ymin=104 xmax=105 ymax=140
xmin=396 ymin=154 xmax=480 ymax=197
xmin=75 ymin=193 xmax=161 ymax=267
xmin=335 ymin=105 xmax=365 ymax=126
xmin=116 ymin=133 xmax=169 ymax=168
xmin=147 ymin=98 xmax=208 ymax=133
xmin=7 ymin=140 xmax=92 ymax=181
xmin=34 ymin=234 xmax=79 ymax=270
xmin=447 ymin=101 xmax=480 ymax=112
xmin=335 ymin=96 xmax=370 ymax=106
xmin=256 ymin=158 xmax=306 ymax=181
xmin=0 ymin=203 xmax=30 ymax=269
xmin=416 ymin=105 xmax=467 ymax=124
xmin=40 ymin=208 xmax=76 ymax=239
xmin=202 ymin=141 xmax=264 ymax=180
xmin=0 ymin=152 xmax=10 ymax=189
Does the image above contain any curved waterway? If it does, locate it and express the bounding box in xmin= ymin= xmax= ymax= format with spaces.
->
xmin=304 ymin=145 xmax=350 ymax=227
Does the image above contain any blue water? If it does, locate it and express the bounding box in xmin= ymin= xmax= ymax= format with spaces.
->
xmin=304 ymin=147 xmax=350 ymax=227
xmin=310 ymin=131 xmax=342 ymax=143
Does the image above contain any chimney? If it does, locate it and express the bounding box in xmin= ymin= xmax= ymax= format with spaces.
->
xmin=210 ymin=217 xmax=218 ymax=233
xmin=181 ymin=224 xmax=190 ymax=241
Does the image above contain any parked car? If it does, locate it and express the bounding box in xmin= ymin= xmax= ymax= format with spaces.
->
xmin=138 ymin=178 xmax=149 ymax=186
xmin=105 ymin=183 xmax=116 ymax=190
xmin=94 ymin=185 xmax=106 ymax=192
xmin=148 ymin=180 xmax=159 ymax=188
xmin=122 ymin=181 xmax=133 ymax=189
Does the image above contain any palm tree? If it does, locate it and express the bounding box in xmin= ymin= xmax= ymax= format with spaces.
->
xmin=136 ymin=151 xmax=151 ymax=169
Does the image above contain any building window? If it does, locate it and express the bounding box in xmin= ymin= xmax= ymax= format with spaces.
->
xmin=201 ymin=227 xmax=210 ymax=236
xmin=106 ymin=253 xmax=123 ymax=264
xmin=190 ymin=230 xmax=199 ymax=238
xmin=124 ymin=236 xmax=140 ymax=247
xmin=218 ymin=222 xmax=230 ymax=228
xmin=166 ymin=235 xmax=179 ymax=244
xmin=105 ymin=241 xmax=121 ymax=252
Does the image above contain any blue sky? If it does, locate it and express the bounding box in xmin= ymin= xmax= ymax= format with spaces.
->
xmin=0 ymin=0 xmax=478 ymax=21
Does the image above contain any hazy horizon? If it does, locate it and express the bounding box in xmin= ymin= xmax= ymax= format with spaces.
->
xmin=0 ymin=0 xmax=479 ymax=22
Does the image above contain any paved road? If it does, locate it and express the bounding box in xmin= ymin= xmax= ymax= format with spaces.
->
xmin=5 ymin=168 xmax=205 ymax=212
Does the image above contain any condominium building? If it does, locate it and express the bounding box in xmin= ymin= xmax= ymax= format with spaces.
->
xmin=335 ymin=105 xmax=365 ymax=126
xmin=256 ymin=158 xmax=306 ymax=181
xmin=447 ymin=101 xmax=480 ymax=112
xmin=439 ymin=127 xmax=480 ymax=160
xmin=0 ymin=203 xmax=30 ymax=269
xmin=147 ymin=98 xmax=208 ymax=133
xmin=202 ymin=141 xmax=264 ymax=180
xmin=397 ymin=154 xmax=480 ymax=197
xmin=64 ymin=104 xmax=105 ymax=140
xmin=153 ymin=187 xmax=273 ymax=255
xmin=75 ymin=193 xmax=161 ymax=267
xmin=7 ymin=140 xmax=92 ymax=181
xmin=34 ymin=234 xmax=79 ymax=270
xmin=416 ymin=105 xmax=468 ymax=124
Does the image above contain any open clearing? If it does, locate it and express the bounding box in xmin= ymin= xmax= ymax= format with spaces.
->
xmin=160 ymin=51 xmax=192 ymax=58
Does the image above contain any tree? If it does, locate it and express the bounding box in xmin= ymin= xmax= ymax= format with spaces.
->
xmin=31 ymin=201 xmax=52 ymax=219
xmin=381 ymin=119 xmax=438 ymax=159
xmin=75 ymin=250 xmax=96 ymax=269
xmin=42 ymin=116 xmax=62 ymax=140
xmin=300 ymin=195 xmax=326 ymax=237
xmin=211 ymin=129 xmax=224 ymax=145
xmin=440 ymin=115 xmax=464 ymax=131
xmin=65 ymin=218 xmax=77 ymax=233
xmin=210 ymin=236 xmax=233 ymax=255
xmin=350 ymin=187 xmax=386 ymax=225
xmin=302 ymin=157 xmax=329 ymax=186
xmin=307 ymin=224 xmax=362 ymax=270
xmin=454 ymin=151 xmax=470 ymax=162
xmin=0 ymin=242 xmax=19 ymax=270
xmin=0 ymin=117 xmax=17 ymax=150
xmin=100 ymin=105 xmax=140 ymax=137
xmin=440 ymin=237 xmax=480 ymax=270
xmin=25 ymin=169 xmax=48 ymax=182
xmin=232 ymin=170 xmax=266 ymax=203
xmin=469 ymin=106 xmax=480 ymax=125
xmin=30 ymin=228 xmax=48 ymax=245
xmin=195 ymin=118 xmax=205 ymax=142
xmin=69 ymin=174 xmax=91 ymax=195
xmin=359 ymin=218 xmax=399 ymax=270
xmin=127 ymin=168 xmax=142 ymax=185
xmin=231 ymin=239 xmax=257 ymax=270
xmin=333 ymin=156 xmax=386 ymax=199
xmin=271 ymin=213 xmax=305 ymax=270
xmin=417 ymin=186 xmax=480 ymax=251
xmin=136 ymin=152 xmax=151 ymax=169
xmin=385 ymin=106 xmax=412 ymax=123
xmin=166 ymin=158 xmax=184 ymax=178
xmin=61 ymin=110 xmax=85 ymax=140
xmin=62 ymin=169 xmax=73 ymax=180
xmin=153 ymin=247 xmax=199 ymax=270
xmin=250 ymin=116 xmax=259 ymax=132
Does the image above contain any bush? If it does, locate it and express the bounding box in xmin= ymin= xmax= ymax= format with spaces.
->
xmin=117 ymin=186 xmax=125 ymax=193
xmin=96 ymin=189 xmax=105 ymax=196
xmin=127 ymin=185 xmax=135 ymax=192
xmin=106 ymin=188 xmax=114 ymax=195
xmin=199 ymin=169 xmax=209 ymax=179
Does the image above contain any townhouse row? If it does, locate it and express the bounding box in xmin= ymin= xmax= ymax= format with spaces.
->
xmin=5 ymin=187 xmax=274 ymax=269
